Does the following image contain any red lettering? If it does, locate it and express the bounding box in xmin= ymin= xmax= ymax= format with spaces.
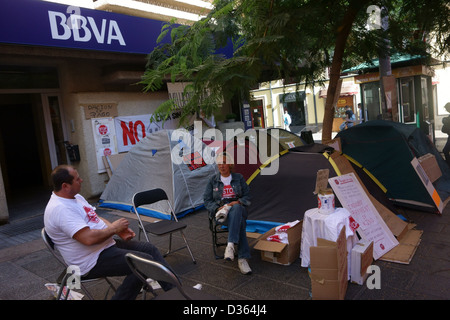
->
xmin=120 ymin=121 xmax=136 ymax=146
xmin=133 ymin=120 xmax=146 ymax=142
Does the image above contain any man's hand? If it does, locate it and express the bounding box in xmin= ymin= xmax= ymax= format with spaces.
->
xmin=111 ymin=218 xmax=129 ymax=234
xmin=74 ymin=217 xmax=131 ymax=246
xmin=118 ymin=228 xmax=136 ymax=241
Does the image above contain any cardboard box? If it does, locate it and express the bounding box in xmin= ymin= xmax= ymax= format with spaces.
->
xmin=350 ymin=239 xmax=373 ymax=285
xmin=254 ymin=221 xmax=302 ymax=265
xmin=309 ymin=226 xmax=348 ymax=300
xmin=418 ymin=153 xmax=442 ymax=183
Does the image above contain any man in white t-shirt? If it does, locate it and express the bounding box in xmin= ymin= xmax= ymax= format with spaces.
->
xmin=44 ymin=165 xmax=174 ymax=300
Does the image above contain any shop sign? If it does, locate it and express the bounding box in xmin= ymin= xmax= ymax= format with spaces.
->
xmin=0 ymin=0 xmax=235 ymax=56
xmin=0 ymin=0 xmax=166 ymax=54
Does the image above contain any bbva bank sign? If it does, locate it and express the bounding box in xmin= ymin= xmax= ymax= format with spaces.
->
xmin=48 ymin=11 xmax=126 ymax=46
xmin=0 ymin=0 xmax=166 ymax=54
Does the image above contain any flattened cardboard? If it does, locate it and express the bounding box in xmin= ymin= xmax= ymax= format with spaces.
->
xmin=380 ymin=226 xmax=423 ymax=264
xmin=254 ymin=221 xmax=302 ymax=265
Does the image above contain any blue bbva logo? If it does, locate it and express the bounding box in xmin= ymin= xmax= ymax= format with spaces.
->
xmin=48 ymin=6 xmax=126 ymax=46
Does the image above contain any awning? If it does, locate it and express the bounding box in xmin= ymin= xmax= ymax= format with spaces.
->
xmin=319 ymin=81 xmax=359 ymax=98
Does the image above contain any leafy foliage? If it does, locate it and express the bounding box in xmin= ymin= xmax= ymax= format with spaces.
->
xmin=140 ymin=0 xmax=450 ymax=129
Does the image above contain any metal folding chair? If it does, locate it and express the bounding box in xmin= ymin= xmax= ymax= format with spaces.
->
xmin=131 ymin=188 xmax=196 ymax=263
xmin=208 ymin=215 xmax=229 ymax=259
xmin=41 ymin=228 xmax=116 ymax=300
xmin=125 ymin=253 xmax=218 ymax=300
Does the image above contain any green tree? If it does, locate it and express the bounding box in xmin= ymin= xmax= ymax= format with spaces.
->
xmin=141 ymin=0 xmax=450 ymax=142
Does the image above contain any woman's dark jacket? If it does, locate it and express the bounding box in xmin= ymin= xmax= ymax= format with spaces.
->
xmin=203 ymin=172 xmax=251 ymax=217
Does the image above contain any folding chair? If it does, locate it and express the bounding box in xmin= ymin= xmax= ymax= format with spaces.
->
xmin=131 ymin=188 xmax=196 ymax=264
xmin=208 ymin=215 xmax=229 ymax=259
xmin=125 ymin=253 xmax=218 ymax=300
xmin=41 ymin=228 xmax=116 ymax=300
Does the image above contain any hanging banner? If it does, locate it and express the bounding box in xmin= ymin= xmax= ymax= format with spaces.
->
xmin=91 ymin=117 xmax=117 ymax=173
xmin=114 ymin=113 xmax=195 ymax=153
xmin=115 ymin=114 xmax=167 ymax=153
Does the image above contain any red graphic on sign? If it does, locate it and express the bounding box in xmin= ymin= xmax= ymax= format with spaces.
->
xmin=98 ymin=124 xmax=108 ymax=135
xmin=103 ymin=148 xmax=112 ymax=156
xmin=349 ymin=216 xmax=360 ymax=232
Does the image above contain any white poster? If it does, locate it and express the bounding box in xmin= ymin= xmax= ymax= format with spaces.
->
xmin=114 ymin=112 xmax=196 ymax=153
xmin=328 ymin=173 xmax=398 ymax=260
xmin=91 ymin=118 xmax=117 ymax=173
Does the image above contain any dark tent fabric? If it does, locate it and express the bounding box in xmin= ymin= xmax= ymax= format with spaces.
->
xmin=291 ymin=143 xmax=399 ymax=215
xmin=336 ymin=120 xmax=450 ymax=212
xmin=245 ymin=151 xmax=339 ymax=231
xmin=290 ymin=143 xmax=335 ymax=154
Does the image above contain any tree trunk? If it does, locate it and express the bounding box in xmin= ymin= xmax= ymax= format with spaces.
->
xmin=321 ymin=2 xmax=371 ymax=144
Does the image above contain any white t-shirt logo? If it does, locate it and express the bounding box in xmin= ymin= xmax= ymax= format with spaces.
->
xmin=84 ymin=206 xmax=99 ymax=223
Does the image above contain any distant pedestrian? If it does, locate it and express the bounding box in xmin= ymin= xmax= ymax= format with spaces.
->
xmin=358 ymin=103 xmax=364 ymax=123
xmin=339 ymin=105 xmax=356 ymax=131
xmin=284 ymin=110 xmax=292 ymax=131
xmin=442 ymin=103 xmax=450 ymax=167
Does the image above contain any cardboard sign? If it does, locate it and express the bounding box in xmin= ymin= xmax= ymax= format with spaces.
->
xmin=314 ymin=169 xmax=330 ymax=195
xmin=411 ymin=157 xmax=444 ymax=214
xmin=328 ymin=173 xmax=398 ymax=260
xmin=83 ymin=103 xmax=118 ymax=119
xmin=309 ymin=226 xmax=348 ymax=300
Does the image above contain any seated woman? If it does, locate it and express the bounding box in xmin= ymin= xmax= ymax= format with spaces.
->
xmin=203 ymin=152 xmax=252 ymax=275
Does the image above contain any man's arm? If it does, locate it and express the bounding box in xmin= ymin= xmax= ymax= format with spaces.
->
xmin=73 ymin=218 xmax=129 ymax=246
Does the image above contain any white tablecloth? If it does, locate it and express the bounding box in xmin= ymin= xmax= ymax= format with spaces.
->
xmin=300 ymin=207 xmax=358 ymax=278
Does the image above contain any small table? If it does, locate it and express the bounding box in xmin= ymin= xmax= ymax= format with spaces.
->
xmin=300 ymin=207 xmax=358 ymax=278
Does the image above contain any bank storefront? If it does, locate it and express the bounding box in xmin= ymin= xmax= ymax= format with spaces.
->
xmin=0 ymin=0 xmax=191 ymax=221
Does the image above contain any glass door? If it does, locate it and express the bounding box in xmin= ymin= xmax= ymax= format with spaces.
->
xmin=361 ymin=82 xmax=381 ymax=121
xmin=41 ymin=94 xmax=68 ymax=168
xmin=399 ymin=77 xmax=416 ymax=124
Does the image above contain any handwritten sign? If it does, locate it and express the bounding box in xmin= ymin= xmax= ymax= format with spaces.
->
xmin=314 ymin=169 xmax=330 ymax=195
xmin=82 ymin=103 xmax=118 ymax=119
xmin=328 ymin=173 xmax=398 ymax=260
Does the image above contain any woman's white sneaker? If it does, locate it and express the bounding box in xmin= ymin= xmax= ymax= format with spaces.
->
xmin=238 ymin=259 xmax=252 ymax=275
xmin=224 ymin=244 xmax=235 ymax=261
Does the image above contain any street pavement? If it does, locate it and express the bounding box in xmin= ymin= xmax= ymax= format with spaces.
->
xmin=0 ymin=200 xmax=449 ymax=302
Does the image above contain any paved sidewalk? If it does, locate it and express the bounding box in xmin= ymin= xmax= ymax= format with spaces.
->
xmin=0 ymin=202 xmax=449 ymax=301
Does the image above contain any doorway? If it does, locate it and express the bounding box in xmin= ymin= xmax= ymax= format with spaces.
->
xmin=0 ymin=94 xmax=58 ymax=220
xmin=250 ymin=100 xmax=265 ymax=128
xmin=399 ymin=77 xmax=416 ymax=124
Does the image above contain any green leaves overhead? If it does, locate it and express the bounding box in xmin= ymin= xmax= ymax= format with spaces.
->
xmin=141 ymin=0 xmax=450 ymax=128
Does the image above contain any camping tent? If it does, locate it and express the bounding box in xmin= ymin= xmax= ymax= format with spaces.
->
xmin=245 ymin=150 xmax=340 ymax=232
xmin=203 ymin=128 xmax=306 ymax=181
xmin=99 ymin=129 xmax=218 ymax=219
xmin=336 ymin=120 xmax=450 ymax=212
